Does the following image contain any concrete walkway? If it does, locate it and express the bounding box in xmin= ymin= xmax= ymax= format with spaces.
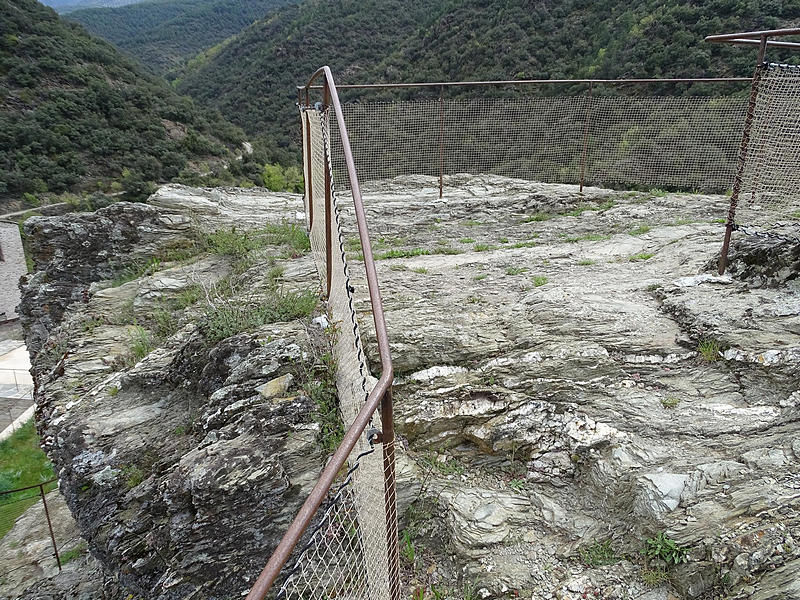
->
xmin=0 ymin=342 xmax=33 ymax=435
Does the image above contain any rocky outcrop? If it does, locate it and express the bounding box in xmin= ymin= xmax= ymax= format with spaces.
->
xmin=17 ymin=186 xmax=334 ymax=599
xmin=19 ymin=202 xmax=196 ymax=358
xmin=338 ymin=175 xmax=800 ymax=600
xmin=16 ymin=178 xmax=800 ymax=600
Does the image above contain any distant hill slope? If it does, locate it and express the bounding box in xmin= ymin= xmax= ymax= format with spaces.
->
xmin=0 ymin=0 xmax=246 ymax=200
xmin=174 ymin=0 xmax=799 ymax=163
xmin=41 ymin=0 xmax=142 ymax=14
xmin=68 ymin=0 xmax=297 ymax=72
xmin=175 ymin=0 xmax=443 ymax=163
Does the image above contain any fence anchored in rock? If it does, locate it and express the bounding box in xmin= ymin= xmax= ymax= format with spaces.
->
xmin=248 ymin=34 xmax=800 ymax=597
xmin=246 ymin=66 xmax=399 ymax=600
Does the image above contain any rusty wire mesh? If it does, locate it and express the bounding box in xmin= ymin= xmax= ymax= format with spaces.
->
xmin=330 ymin=93 xmax=747 ymax=194
xmin=278 ymin=107 xmax=394 ymax=600
xmin=734 ymin=63 xmax=800 ymax=234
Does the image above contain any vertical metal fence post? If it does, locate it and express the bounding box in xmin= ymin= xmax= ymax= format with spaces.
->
xmin=323 ymin=82 xmax=333 ymax=298
xmin=579 ymin=81 xmax=593 ymax=193
xmin=304 ymin=111 xmax=314 ymax=229
xmin=438 ymin=86 xmax=445 ymax=199
xmin=719 ymin=35 xmax=767 ymax=274
xmin=39 ymin=484 xmax=61 ymax=571
xmin=381 ymin=387 xmax=400 ymax=600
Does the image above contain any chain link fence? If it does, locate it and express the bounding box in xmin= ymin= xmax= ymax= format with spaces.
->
xmin=733 ymin=62 xmax=800 ymax=237
xmin=272 ymin=106 xmax=397 ymax=600
xmin=330 ymin=86 xmax=749 ymax=195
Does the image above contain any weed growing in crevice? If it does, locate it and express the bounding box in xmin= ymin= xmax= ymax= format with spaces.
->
xmin=579 ymin=539 xmax=617 ymax=567
xmin=698 ymin=338 xmax=726 ymax=362
xmin=644 ymin=532 xmax=688 ymax=565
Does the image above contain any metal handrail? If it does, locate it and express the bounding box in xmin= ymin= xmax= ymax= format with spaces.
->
xmin=300 ymin=76 xmax=752 ymax=91
xmin=246 ymin=66 xmax=397 ymax=600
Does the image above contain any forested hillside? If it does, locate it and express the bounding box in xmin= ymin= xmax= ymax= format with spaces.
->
xmin=173 ymin=0 xmax=800 ymax=163
xmin=68 ymin=0 xmax=297 ymax=72
xmin=41 ymin=0 xmax=141 ymax=14
xmin=0 ymin=0 xmax=247 ymax=203
xmin=175 ymin=0 xmax=444 ymax=163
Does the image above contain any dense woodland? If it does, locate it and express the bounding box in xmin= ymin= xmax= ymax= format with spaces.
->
xmin=3 ymin=0 xmax=800 ymax=206
xmin=0 ymin=0 xmax=256 ymax=205
xmin=172 ymin=0 xmax=799 ymax=163
xmin=68 ymin=0 xmax=298 ymax=72
xmin=42 ymin=0 xmax=141 ymax=14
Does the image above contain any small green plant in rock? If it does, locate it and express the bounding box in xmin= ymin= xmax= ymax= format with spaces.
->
xmin=375 ymin=248 xmax=431 ymax=260
xmin=59 ymin=541 xmax=88 ymax=565
xmin=464 ymin=220 xmax=482 ymax=227
xmin=126 ymin=326 xmax=155 ymax=365
xmin=111 ymin=257 xmax=161 ymax=288
xmin=577 ymin=259 xmax=596 ymax=266
xmin=459 ymin=237 xmax=476 ymax=244
xmin=630 ymin=225 xmax=652 ymax=236
xmin=411 ymin=267 xmax=429 ymax=274
xmin=698 ymin=338 xmax=725 ymax=362
xmin=660 ymin=397 xmax=680 ymax=409
xmin=121 ymin=465 xmax=144 ymax=489
xmin=304 ymin=350 xmax=343 ymax=454
xmin=401 ymin=530 xmax=416 ymax=564
xmin=473 ymin=243 xmax=495 ymax=252
xmin=506 ymin=266 xmax=528 ymax=275
xmin=641 ymin=566 xmax=670 ymax=586
xmin=629 ymin=252 xmax=654 ymax=262
xmin=173 ymin=284 xmax=204 ymax=309
xmin=644 ymin=532 xmax=689 ymax=565
xmin=108 ymin=386 xmax=119 ymax=397
xmin=579 ymin=539 xmax=617 ymax=567
xmin=473 ymin=274 xmax=488 ymax=281
xmin=508 ymin=478 xmax=527 ymax=493
xmin=532 ymin=275 xmax=548 ymax=287
xmin=462 ymin=577 xmax=480 ymax=600
xmin=649 ymin=188 xmax=668 ymax=198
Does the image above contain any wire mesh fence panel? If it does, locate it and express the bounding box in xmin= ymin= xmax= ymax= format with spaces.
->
xmin=331 ymin=93 xmax=747 ymax=194
xmin=736 ymin=63 xmax=800 ymax=233
xmin=585 ymin=96 xmax=746 ymax=191
xmin=282 ymin=107 xmax=394 ymax=600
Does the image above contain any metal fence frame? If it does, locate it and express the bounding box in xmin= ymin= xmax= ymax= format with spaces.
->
xmin=318 ymin=76 xmax=752 ymax=198
xmin=246 ymin=66 xmax=398 ymax=600
xmin=0 ymin=479 xmax=61 ymax=575
xmin=705 ymin=28 xmax=800 ymax=273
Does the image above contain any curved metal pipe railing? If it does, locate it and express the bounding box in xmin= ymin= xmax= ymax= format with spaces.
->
xmin=246 ymin=66 xmax=397 ymax=600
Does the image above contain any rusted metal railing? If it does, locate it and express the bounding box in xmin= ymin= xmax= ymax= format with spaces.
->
xmin=246 ymin=66 xmax=397 ymax=600
xmin=706 ymin=28 xmax=800 ymax=273
xmin=0 ymin=479 xmax=61 ymax=572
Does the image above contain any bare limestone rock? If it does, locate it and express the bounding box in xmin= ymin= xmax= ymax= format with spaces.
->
xmin=15 ymin=187 xmax=333 ymax=599
xmin=15 ymin=178 xmax=799 ymax=600
xmin=337 ymin=175 xmax=799 ymax=600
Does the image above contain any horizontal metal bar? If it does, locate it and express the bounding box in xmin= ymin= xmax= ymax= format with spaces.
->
xmin=705 ymin=27 xmax=800 ymax=42
xmin=721 ymin=38 xmax=800 ymax=49
xmin=298 ymin=77 xmax=751 ymax=91
xmin=0 ymin=479 xmax=57 ymax=496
